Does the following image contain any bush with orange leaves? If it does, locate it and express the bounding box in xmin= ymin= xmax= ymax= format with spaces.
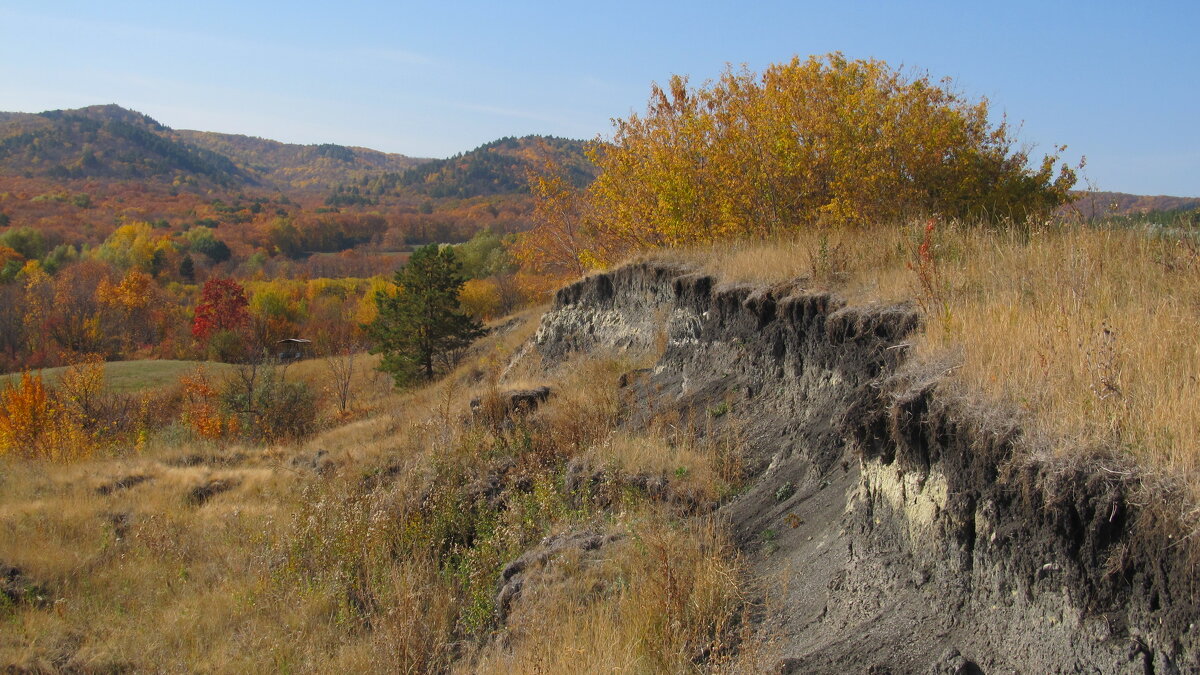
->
xmin=0 ymin=371 xmax=95 ymax=461
xmin=179 ymin=367 xmax=239 ymax=440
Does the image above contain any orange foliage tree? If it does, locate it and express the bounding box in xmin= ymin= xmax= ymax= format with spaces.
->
xmin=0 ymin=371 xmax=95 ymax=461
xmin=511 ymin=158 xmax=598 ymax=278
xmin=97 ymin=268 xmax=157 ymax=350
xmin=178 ymin=367 xmax=238 ymax=440
xmin=517 ymin=53 xmax=1079 ymax=271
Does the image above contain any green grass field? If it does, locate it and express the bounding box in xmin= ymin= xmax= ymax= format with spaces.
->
xmin=0 ymin=354 xmax=382 ymax=395
xmin=0 ymin=360 xmax=234 ymax=394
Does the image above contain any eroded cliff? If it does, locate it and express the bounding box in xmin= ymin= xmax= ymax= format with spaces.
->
xmin=530 ymin=261 xmax=1197 ymax=673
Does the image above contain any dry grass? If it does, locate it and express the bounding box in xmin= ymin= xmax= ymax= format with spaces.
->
xmin=584 ymin=428 xmax=744 ymax=506
xmin=0 ymin=452 xmax=298 ymax=671
xmin=0 ymin=336 xmax=419 ymax=671
xmin=660 ymin=220 xmax=1200 ymax=501
xmin=468 ymin=515 xmax=748 ymax=674
xmin=0 ymin=307 xmax=750 ymax=672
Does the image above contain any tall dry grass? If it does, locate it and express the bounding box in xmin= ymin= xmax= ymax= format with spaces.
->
xmin=468 ymin=515 xmax=747 ymax=674
xmin=662 ymin=220 xmax=1200 ymax=502
xmin=1 ymin=306 xmax=753 ymax=672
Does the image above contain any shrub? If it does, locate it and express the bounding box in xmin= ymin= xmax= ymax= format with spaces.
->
xmin=205 ymin=329 xmax=248 ymax=363
xmin=219 ymin=363 xmax=319 ymax=442
xmin=255 ymin=376 xmax=319 ymax=441
xmin=517 ymin=53 xmax=1078 ymax=271
xmin=0 ymin=372 xmax=95 ymax=461
xmin=459 ymin=278 xmax=503 ymax=320
xmin=179 ymin=367 xmax=239 ymax=440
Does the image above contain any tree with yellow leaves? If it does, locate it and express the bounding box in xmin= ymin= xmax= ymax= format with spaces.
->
xmin=518 ymin=53 xmax=1078 ymax=271
xmin=97 ymin=268 xmax=157 ymax=350
xmin=94 ymin=222 xmax=174 ymax=273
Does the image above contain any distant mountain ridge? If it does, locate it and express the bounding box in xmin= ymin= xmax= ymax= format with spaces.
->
xmin=173 ymin=129 xmax=427 ymax=191
xmin=0 ymin=104 xmax=430 ymax=191
xmin=1068 ymin=190 xmax=1200 ymax=219
xmin=0 ymin=104 xmax=248 ymax=186
xmin=327 ymin=135 xmax=597 ymax=206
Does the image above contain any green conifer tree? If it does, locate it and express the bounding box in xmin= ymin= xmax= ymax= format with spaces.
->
xmin=179 ymin=254 xmax=195 ymax=282
xmin=366 ymin=244 xmax=486 ymax=386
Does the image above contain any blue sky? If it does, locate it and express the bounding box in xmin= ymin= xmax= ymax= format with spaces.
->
xmin=1 ymin=0 xmax=1196 ymax=196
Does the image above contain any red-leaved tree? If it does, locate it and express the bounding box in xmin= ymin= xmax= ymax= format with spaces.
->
xmin=192 ymin=278 xmax=250 ymax=342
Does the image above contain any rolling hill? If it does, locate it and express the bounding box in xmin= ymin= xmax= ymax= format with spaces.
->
xmin=326 ymin=135 xmax=598 ymax=206
xmin=173 ymin=129 xmax=428 ymax=191
xmin=0 ymin=105 xmax=431 ymax=192
xmin=0 ymin=105 xmax=248 ymax=186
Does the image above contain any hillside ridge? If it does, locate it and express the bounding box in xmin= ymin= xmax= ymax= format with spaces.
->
xmin=0 ymin=104 xmax=248 ymax=186
xmin=173 ymin=128 xmax=427 ymax=191
xmin=0 ymin=105 xmax=594 ymax=195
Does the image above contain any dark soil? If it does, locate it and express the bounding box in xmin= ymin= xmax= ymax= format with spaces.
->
xmin=1 ymin=564 xmax=48 ymax=609
xmin=186 ymin=478 xmax=239 ymax=506
xmin=164 ymin=451 xmax=247 ymax=468
xmin=95 ymin=474 xmax=151 ymax=495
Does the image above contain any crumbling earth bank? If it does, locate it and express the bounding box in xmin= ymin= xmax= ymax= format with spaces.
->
xmin=531 ymin=262 xmax=1197 ymax=674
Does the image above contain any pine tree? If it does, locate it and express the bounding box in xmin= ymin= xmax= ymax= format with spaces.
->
xmin=366 ymin=244 xmax=485 ymax=386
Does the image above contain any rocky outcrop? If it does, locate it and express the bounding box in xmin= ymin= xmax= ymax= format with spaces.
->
xmin=530 ymin=261 xmax=1198 ymax=673
xmin=470 ymin=387 xmax=552 ymax=417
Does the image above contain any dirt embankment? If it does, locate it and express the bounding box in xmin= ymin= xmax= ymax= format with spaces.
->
xmin=532 ymin=262 xmax=1198 ymax=673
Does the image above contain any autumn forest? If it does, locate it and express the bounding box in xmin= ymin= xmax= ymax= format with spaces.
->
xmin=0 ymin=107 xmax=593 ymax=371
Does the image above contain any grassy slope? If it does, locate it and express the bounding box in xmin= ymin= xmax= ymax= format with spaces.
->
xmin=0 ymin=309 xmax=750 ymax=672
xmin=3 ymin=217 xmax=1197 ymax=670
xmin=0 ymin=356 xmax=371 ymax=395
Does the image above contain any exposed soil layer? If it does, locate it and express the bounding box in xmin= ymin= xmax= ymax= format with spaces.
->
xmin=531 ymin=262 xmax=1198 ymax=673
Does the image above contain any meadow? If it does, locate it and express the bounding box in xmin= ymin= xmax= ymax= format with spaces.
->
xmin=0 ymin=360 xmax=231 ymax=393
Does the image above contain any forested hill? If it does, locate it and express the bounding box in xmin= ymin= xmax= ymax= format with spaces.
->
xmin=0 ymin=105 xmax=428 ymax=191
xmin=326 ymin=135 xmax=596 ymax=206
xmin=0 ymin=105 xmax=248 ymax=187
xmin=173 ymin=129 xmax=428 ymax=191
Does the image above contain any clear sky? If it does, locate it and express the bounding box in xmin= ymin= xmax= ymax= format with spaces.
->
xmin=2 ymin=0 xmax=1196 ymax=196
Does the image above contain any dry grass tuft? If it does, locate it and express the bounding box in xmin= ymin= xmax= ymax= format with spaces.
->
xmin=468 ymin=515 xmax=748 ymax=674
xmin=585 ymin=428 xmax=745 ymax=506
